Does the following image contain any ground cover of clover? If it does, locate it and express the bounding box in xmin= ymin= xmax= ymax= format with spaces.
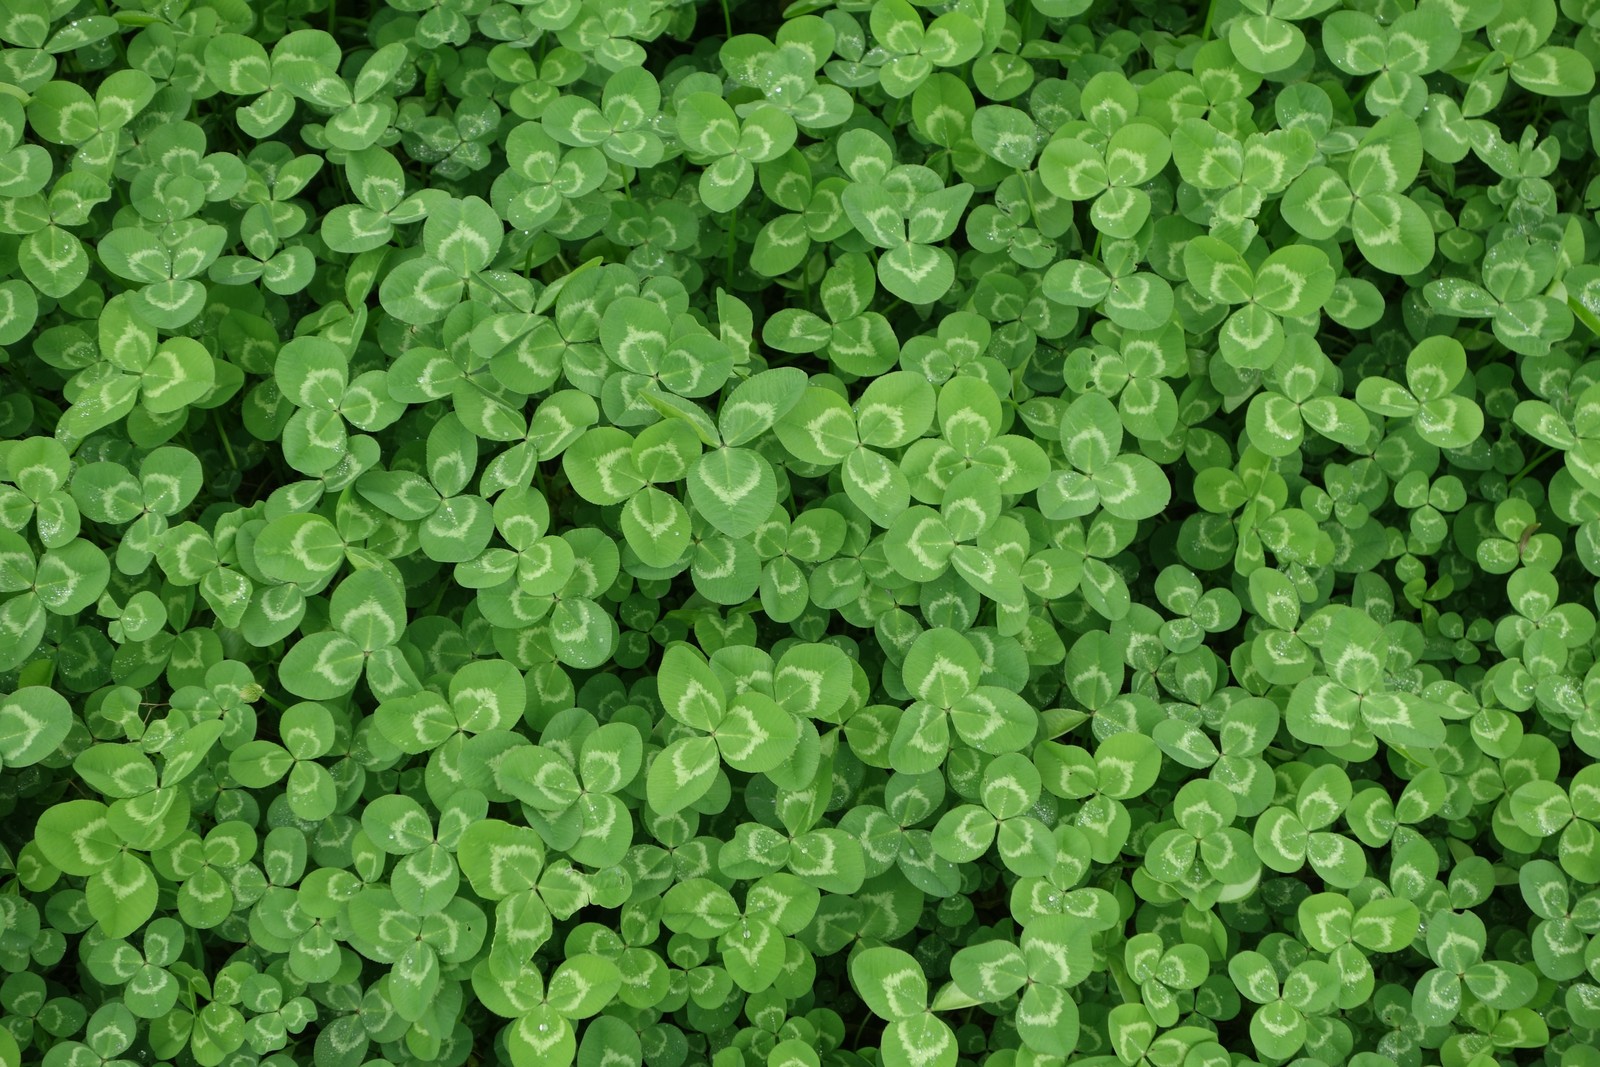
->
xmin=6 ymin=0 xmax=1600 ymax=1065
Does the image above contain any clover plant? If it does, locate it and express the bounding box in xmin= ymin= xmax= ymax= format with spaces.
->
xmin=8 ymin=1 xmax=1600 ymax=1067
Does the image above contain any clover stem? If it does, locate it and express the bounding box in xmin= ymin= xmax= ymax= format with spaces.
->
xmin=1012 ymin=349 xmax=1034 ymax=397
xmin=1107 ymin=954 xmax=1137 ymax=1002
xmin=187 ymin=928 xmax=206 ymax=972
xmin=212 ymin=410 xmax=239 ymax=470
xmin=852 ymin=1009 xmax=872 ymax=1049
xmin=720 ymin=0 xmax=732 ymax=38
xmin=726 ymin=206 xmax=738 ymax=290
xmin=328 ymin=0 xmax=337 ymax=37
xmin=887 ymin=95 xmax=905 ymax=132
xmin=536 ymin=462 xmax=552 ymax=505
xmin=425 ymin=581 xmax=449 ymax=617
xmin=91 ymin=0 xmax=129 ymax=63
xmin=1200 ymin=0 xmax=1217 ymax=39
xmin=1018 ymin=168 xmax=1041 ymax=225
xmin=1508 ymin=446 xmax=1559 ymax=489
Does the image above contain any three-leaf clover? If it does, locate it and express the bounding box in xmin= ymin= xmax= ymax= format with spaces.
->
xmin=940 ymin=916 xmax=1091 ymax=1055
xmin=1229 ymin=950 xmax=1341 ymax=1059
xmin=1124 ymin=932 xmax=1210 ymax=1027
xmin=1411 ymin=909 xmax=1538 ymax=1026
xmin=1040 ymin=392 xmax=1174 ymax=523
xmin=1322 ymin=7 xmax=1462 ymax=116
xmin=323 ymin=146 xmax=446 ymax=253
xmin=1039 ymin=119 xmax=1170 ymax=240
xmin=1280 ymin=113 xmax=1436 ymax=274
xmin=647 ymin=642 xmax=802 ymax=814
xmin=762 ymin=252 xmax=899 ymax=377
xmin=867 ymin=0 xmax=984 ymax=97
xmin=676 ymin=92 xmax=796 ymax=213
xmin=277 ymin=566 xmax=417 ymax=701
xmin=1426 ymin=237 xmax=1574 ymax=357
xmin=228 ymin=702 xmax=341 ymax=821
xmin=543 ymin=67 xmax=665 ymax=168
xmin=1355 ymin=336 xmax=1485 ymax=449
xmin=889 ymin=627 xmax=1036 ymax=774
xmin=841 ymin=162 xmax=973 ymax=304
xmin=1183 ymin=236 xmax=1335 ymax=370
xmin=930 ymin=752 xmax=1056 ymax=876
xmin=1253 ymin=763 xmax=1368 ymax=887
xmin=1171 ymin=117 xmax=1314 ymax=224
xmin=1144 ymin=778 xmax=1261 ymax=904
xmin=203 ymin=30 xmax=345 ymax=138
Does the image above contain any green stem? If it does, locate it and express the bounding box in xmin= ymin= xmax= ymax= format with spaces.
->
xmin=1200 ymin=0 xmax=1219 ymax=39
xmin=1012 ymin=348 xmax=1035 ymax=398
xmin=90 ymin=0 xmax=129 ymax=65
xmin=1508 ymin=446 xmax=1559 ymax=489
xmin=852 ymin=1008 xmax=873 ymax=1049
xmin=186 ymin=928 xmax=206 ymax=975
xmin=328 ymin=0 xmax=337 ymax=37
xmin=212 ymin=410 xmax=239 ymax=470
xmin=726 ymin=206 xmax=738 ymax=290
xmin=1018 ymin=168 xmax=1041 ymax=226
xmin=720 ymin=0 xmax=732 ymax=38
